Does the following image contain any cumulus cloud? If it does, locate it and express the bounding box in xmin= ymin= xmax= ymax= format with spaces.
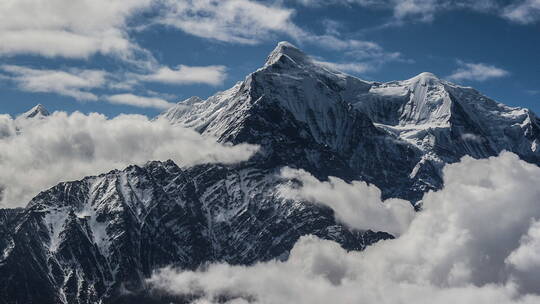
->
xmin=279 ymin=168 xmax=415 ymax=236
xmin=1 ymin=65 xmax=106 ymax=101
xmin=140 ymin=65 xmax=227 ymax=86
xmin=507 ymin=221 xmax=540 ymax=271
xmin=105 ymin=94 xmax=175 ymax=110
xmin=448 ymin=61 xmax=509 ymax=82
xmin=0 ymin=111 xmax=258 ymax=207
xmin=148 ymin=152 xmax=540 ymax=303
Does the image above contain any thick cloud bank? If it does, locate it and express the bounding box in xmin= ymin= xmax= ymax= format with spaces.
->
xmin=279 ymin=167 xmax=415 ymax=236
xmin=148 ymin=152 xmax=540 ymax=304
xmin=0 ymin=112 xmax=258 ymax=207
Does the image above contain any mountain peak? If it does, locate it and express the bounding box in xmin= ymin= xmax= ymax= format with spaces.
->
xmin=265 ymin=41 xmax=310 ymax=67
xmin=406 ymin=72 xmax=441 ymax=85
xmin=21 ymin=104 xmax=50 ymax=119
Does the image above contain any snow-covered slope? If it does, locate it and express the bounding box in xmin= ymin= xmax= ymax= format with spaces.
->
xmin=162 ymin=42 xmax=540 ymax=200
xmin=355 ymin=71 xmax=540 ymax=173
xmin=161 ymin=42 xmax=424 ymax=200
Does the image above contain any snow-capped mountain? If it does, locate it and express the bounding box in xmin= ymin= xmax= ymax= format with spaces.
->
xmin=2 ymin=42 xmax=540 ymax=304
xmin=162 ymin=41 xmax=540 ymax=200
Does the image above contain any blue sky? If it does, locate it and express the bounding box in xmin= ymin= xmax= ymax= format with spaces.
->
xmin=0 ymin=0 xmax=539 ymax=118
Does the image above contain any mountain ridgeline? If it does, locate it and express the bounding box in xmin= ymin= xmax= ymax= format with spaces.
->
xmin=1 ymin=42 xmax=540 ymax=304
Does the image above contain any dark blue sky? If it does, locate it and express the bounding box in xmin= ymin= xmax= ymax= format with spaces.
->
xmin=0 ymin=0 xmax=538 ymax=117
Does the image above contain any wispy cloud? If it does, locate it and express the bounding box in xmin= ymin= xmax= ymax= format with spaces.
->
xmin=105 ymin=93 xmax=175 ymax=110
xmin=0 ymin=63 xmax=227 ymax=107
xmin=157 ymin=0 xmax=403 ymax=75
xmin=158 ymin=0 xmax=303 ymax=45
xmin=448 ymin=61 xmax=509 ymax=82
xmin=295 ymin=0 xmax=540 ymax=24
xmin=314 ymin=60 xmax=373 ymax=74
xmin=140 ymin=65 xmax=227 ymax=86
xmin=0 ymin=0 xmax=404 ymax=78
xmin=1 ymin=65 xmax=106 ymax=101
xmin=503 ymin=0 xmax=540 ymax=24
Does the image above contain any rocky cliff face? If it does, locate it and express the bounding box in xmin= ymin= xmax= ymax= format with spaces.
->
xmin=0 ymin=161 xmax=388 ymax=304
xmin=2 ymin=42 xmax=540 ymax=304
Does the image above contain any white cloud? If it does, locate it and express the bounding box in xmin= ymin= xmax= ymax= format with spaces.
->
xmin=295 ymin=0 xmax=540 ymax=24
xmin=157 ymin=0 xmax=398 ymax=71
xmin=314 ymin=60 xmax=373 ymax=74
xmin=141 ymin=65 xmax=227 ymax=86
xmin=279 ymin=168 xmax=415 ymax=236
xmin=305 ymin=34 xmax=404 ymax=67
xmin=503 ymin=0 xmax=540 ymax=24
xmin=389 ymin=0 xmax=496 ymax=22
xmin=105 ymin=94 xmax=175 ymax=110
xmin=0 ymin=0 xmax=153 ymax=59
xmin=0 ymin=0 xmax=536 ymax=63
xmin=1 ymin=65 xmax=106 ymax=101
xmin=294 ymin=0 xmax=497 ymax=21
xmin=148 ymin=152 xmax=540 ymax=303
xmin=159 ymin=0 xmax=303 ymax=44
xmin=0 ymin=0 xmax=403 ymax=77
xmin=448 ymin=61 xmax=509 ymax=82
xmin=0 ymin=112 xmax=258 ymax=207
xmin=0 ymin=63 xmax=230 ymax=104
xmin=506 ymin=220 xmax=540 ymax=272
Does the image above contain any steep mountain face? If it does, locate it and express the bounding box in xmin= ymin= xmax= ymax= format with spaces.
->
xmin=356 ymin=72 xmax=540 ymax=166
xmin=0 ymin=161 xmax=388 ymax=304
xmin=162 ymin=42 xmax=424 ymax=200
xmin=2 ymin=42 xmax=540 ymax=304
xmin=162 ymin=42 xmax=540 ymax=200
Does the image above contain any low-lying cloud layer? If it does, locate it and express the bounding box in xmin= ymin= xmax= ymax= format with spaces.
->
xmin=0 ymin=111 xmax=258 ymax=207
xmin=149 ymin=152 xmax=540 ymax=304
xmin=279 ymin=167 xmax=415 ymax=236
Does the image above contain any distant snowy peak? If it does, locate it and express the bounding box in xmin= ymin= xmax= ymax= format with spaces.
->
xmin=358 ymin=71 xmax=534 ymax=132
xmin=361 ymin=72 xmax=453 ymax=126
xmin=19 ymin=104 xmax=49 ymax=119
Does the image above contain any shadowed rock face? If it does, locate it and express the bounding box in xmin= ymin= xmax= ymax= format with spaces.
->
xmin=2 ymin=42 xmax=540 ymax=304
xmin=0 ymin=161 xmax=390 ymax=304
